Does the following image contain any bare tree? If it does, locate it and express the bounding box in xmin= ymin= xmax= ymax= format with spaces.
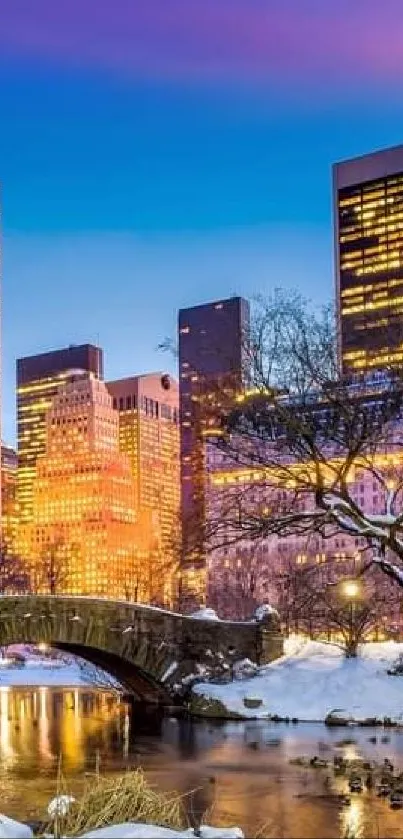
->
xmin=34 ymin=536 xmax=71 ymax=595
xmin=272 ymin=556 xmax=402 ymax=656
xmin=208 ymin=545 xmax=273 ymax=620
xmin=0 ymin=542 xmax=31 ymax=594
xmin=208 ymin=289 xmax=403 ymax=591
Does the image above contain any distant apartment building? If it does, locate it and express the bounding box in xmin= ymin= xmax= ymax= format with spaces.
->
xmin=205 ymin=436 xmax=400 ymax=624
xmin=178 ymin=296 xmax=250 ymax=605
xmin=22 ymin=372 xmax=152 ymax=599
xmin=205 ymin=382 xmax=403 ymax=629
xmin=17 ymin=344 xmax=103 ymax=527
xmin=1 ymin=443 xmax=17 ymax=554
xmin=334 ymin=145 xmax=403 ymax=375
xmin=107 ymin=373 xmax=180 ymax=606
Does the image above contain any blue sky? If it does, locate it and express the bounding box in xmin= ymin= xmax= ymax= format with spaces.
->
xmin=2 ymin=0 xmax=403 ymax=442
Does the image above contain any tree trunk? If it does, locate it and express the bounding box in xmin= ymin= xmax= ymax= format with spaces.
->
xmin=345 ymin=640 xmax=358 ymax=658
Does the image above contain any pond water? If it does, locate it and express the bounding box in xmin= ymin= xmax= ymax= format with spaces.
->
xmin=2 ymin=687 xmax=403 ymax=838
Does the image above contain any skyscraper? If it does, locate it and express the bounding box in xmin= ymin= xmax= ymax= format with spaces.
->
xmin=107 ymin=373 xmax=180 ymax=606
xmin=333 ymin=145 xmax=403 ymax=375
xmin=178 ymin=296 xmax=250 ymax=605
xmin=17 ymin=344 xmax=103 ymax=526
xmin=24 ymin=372 xmax=145 ymax=598
xmin=1 ymin=443 xmax=17 ymax=554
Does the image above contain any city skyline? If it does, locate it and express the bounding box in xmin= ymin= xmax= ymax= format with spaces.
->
xmin=3 ymin=0 xmax=403 ymax=443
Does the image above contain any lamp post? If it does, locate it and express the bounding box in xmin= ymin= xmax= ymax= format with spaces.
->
xmin=341 ymin=579 xmax=361 ymax=657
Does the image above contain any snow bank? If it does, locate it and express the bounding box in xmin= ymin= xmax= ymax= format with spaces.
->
xmin=0 ymin=817 xmax=242 ymax=839
xmin=81 ymin=826 xmax=243 ymax=839
xmin=0 ymin=815 xmax=32 ymax=838
xmin=192 ymin=640 xmax=403 ymax=723
xmin=0 ymin=663 xmax=89 ymax=689
xmin=0 ymin=663 xmax=86 ymax=687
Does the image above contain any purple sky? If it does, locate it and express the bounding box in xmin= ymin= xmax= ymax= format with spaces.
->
xmin=1 ymin=0 xmax=402 ymax=91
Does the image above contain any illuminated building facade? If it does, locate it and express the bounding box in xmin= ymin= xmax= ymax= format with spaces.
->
xmin=107 ymin=373 xmax=180 ymax=606
xmin=24 ymin=372 xmax=145 ymax=599
xmin=1 ymin=443 xmax=18 ymax=554
xmin=178 ymin=297 xmax=250 ymax=605
xmin=17 ymin=344 xmax=103 ymax=526
xmin=334 ymin=145 xmax=403 ymax=374
xmin=205 ymin=433 xmax=403 ymax=629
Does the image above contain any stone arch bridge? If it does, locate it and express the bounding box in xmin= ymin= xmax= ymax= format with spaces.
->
xmin=0 ymin=596 xmax=283 ymax=703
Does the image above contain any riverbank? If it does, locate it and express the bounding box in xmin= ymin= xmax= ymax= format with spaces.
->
xmin=1 ymin=815 xmax=244 ymax=838
xmin=191 ymin=639 xmax=403 ymax=723
xmin=0 ymin=657 xmax=119 ymax=689
xmin=0 ymin=661 xmax=86 ymax=687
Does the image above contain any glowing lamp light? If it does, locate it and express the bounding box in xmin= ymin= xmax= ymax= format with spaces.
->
xmin=343 ymin=580 xmax=360 ymax=599
xmin=38 ymin=643 xmax=49 ymax=653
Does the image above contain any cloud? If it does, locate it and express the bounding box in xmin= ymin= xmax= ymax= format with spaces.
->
xmin=0 ymin=0 xmax=402 ymax=92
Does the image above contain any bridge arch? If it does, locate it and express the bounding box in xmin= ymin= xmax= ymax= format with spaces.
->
xmin=0 ymin=596 xmax=283 ymax=703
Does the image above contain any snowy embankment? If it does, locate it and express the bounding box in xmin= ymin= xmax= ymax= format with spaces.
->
xmin=192 ymin=639 xmax=403 ymax=723
xmin=0 ymin=814 xmax=242 ymax=839
xmin=0 ymin=661 xmax=86 ymax=687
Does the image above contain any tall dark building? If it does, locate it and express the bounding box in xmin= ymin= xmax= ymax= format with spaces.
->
xmin=17 ymin=344 xmax=103 ymax=525
xmin=178 ymin=296 xmax=250 ymax=604
xmin=334 ymin=145 xmax=403 ymax=375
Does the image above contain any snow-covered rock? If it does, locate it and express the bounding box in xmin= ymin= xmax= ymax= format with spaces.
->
xmin=254 ymin=604 xmax=279 ymax=622
xmin=192 ymin=640 xmax=403 ymax=723
xmin=232 ymin=658 xmax=258 ymax=680
xmin=81 ymin=824 xmax=243 ymax=838
xmin=189 ymin=608 xmax=221 ymax=621
xmin=47 ymin=794 xmax=75 ymax=818
xmin=0 ymin=815 xmax=32 ymax=838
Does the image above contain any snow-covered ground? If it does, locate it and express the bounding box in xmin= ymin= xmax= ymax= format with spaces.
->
xmin=0 ymin=660 xmax=84 ymax=687
xmin=0 ymin=659 xmax=111 ymax=688
xmin=80 ymin=825 xmax=243 ymax=838
xmin=192 ymin=639 xmax=403 ymax=723
xmin=0 ymin=814 xmax=243 ymax=839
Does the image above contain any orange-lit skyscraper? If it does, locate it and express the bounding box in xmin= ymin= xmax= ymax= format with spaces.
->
xmin=17 ymin=345 xmax=103 ymax=525
xmin=107 ymin=373 xmax=180 ymax=606
xmin=1 ymin=443 xmax=18 ymax=554
xmin=24 ymin=372 xmax=147 ymax=599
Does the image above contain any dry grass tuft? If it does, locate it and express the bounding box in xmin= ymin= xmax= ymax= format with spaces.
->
xmin=45 ymin=769 xmax=186 ymax=837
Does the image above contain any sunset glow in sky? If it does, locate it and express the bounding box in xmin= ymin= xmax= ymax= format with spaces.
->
xmin=1 ymin=0 xmax=403 ymax=440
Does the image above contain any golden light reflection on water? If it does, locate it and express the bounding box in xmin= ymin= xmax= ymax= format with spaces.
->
xmin=39 ymin=687 xmax=51 ymax=762
xmin=340 ymin=797 xmax=365 ymax=839
xmin=0 ymin=687 xmax=124 ymax=775
xmin=0 ymin=686 xmax=13 ymax=760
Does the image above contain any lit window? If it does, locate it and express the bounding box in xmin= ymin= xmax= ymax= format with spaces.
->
xmin=180 ymin=326 xmax=190 ymax=334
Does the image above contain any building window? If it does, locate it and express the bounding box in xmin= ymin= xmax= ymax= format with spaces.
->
xmin=126 ymin=396 xmax=131 ymax=409
xmin=180 ymin=326 xmax=190 ymax=334
xmin=119 ymin=397 xmax=124 ymax=410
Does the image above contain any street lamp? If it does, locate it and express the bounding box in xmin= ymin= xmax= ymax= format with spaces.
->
xmin=341 ymin=579 xmax=362 ymax=657
xmin=342 ymin=580 xmax=360 ymax=600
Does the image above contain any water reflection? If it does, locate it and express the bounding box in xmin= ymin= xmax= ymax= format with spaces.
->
xmin=2 ymin=689 xmax=403 ymax=838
